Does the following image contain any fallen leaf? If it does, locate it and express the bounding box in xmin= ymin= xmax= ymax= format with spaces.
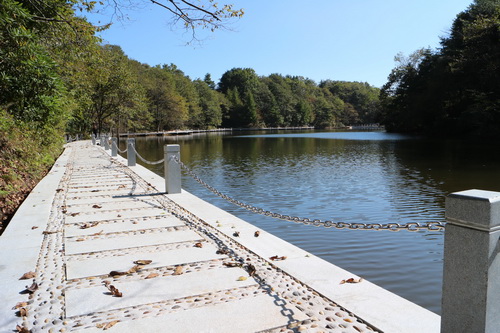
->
xmin=92 ymin=204 xmax=102 ymax=209
xmin=96 ymin=320 xmax=120 ymax=330
xmin=24 ymin=281 xmax=38 ymax=294
xmin=173 ymin=266 xmax=183 ymax=275
xmin=42 ymin=230 xmax=59 ymax=235
xmin=110 ymin=286 xmax=122 ymax=297
xmin=246 ymin=264 xmax=256 ymax=276
xmin=13 ymin=302 xmax=28 ymax=310
xmin=134 ymin=260 xmax=152 ymax=265
xmin=16 ymin=307 xmax=28 ymax=317
xmin=80 ymin=222 xmax=99 ymax=229
xmin=56 ymin=188 xmax=64 ymax=192
xmin=254 ymin=231 xmax=260 ymax=237
xmin=237 ymin=276 xmax=247 ymax=281
xmin=145 ymin=273 xmax=159 ymax=279
xmin=91 ymin=230 xmax=104 ymax=236
xmin=91 ymin=189 xmax=100 ymax=192
xmin=103 ymin=282 xmax=123 ymax=297
xmin=117 ymin=214 xmax=122 ymax=217
xmin=233 ymin=231 xmax=240 ymax=237
xmin=216 ymin=249 xmax=230 ymax=255
xmin=31 ymin=226 xmax=38 ymax=230
xmin=70 ymin=212 xmax=80 ymax=217
xmin=194 ymin=242 xmax=203 ymax=248
xmin=109 ymin=270 xmax=127 ymax=277
xmin=269 ymin=255 xmax=287 ymax=261
xmin=103 ymin=320 xmax=119 ymax=330
xmin=223 ymin=262 xmax=241 ymax=268
xmin=340 ymin=277 xmax=363 ymax=284
xmin=76 ymin=238 xmax=85 ymax=242
xmin=15 ymin=324 xmax=30 ymax=333
xmin=127 ymin=265 xmax=141 ymax=274
xmin=19 ymin=272 xmax=36 ymax=280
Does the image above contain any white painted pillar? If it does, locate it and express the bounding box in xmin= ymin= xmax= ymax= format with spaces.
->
xmin=441 ymin=189 xmax=500 ymax=333
xmin=164 ymin=144 xmax=181 ymax=194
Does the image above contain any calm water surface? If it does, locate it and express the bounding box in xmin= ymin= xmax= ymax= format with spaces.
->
xmin=121 ymin=130 xmax=500 ymax=314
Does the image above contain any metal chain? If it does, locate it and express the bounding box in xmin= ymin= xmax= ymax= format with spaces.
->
xmin=111 ymin=140 xmax=127 ymax=154
xmin=131 ymin=145 xmax=165 ymax=165
xmin=174 ymin=156 xmax=445 ymax=232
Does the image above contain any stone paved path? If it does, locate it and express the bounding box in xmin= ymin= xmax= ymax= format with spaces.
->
xmin=1 ymin=141 xmax=441 ymax=333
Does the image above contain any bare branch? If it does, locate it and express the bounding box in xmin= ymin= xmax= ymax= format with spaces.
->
xmin=180 ymin=0 xmax=220 ymax=21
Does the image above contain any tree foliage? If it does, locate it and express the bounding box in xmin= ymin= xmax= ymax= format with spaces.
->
xmin=379 ymin=0 xmax=500 ymax=138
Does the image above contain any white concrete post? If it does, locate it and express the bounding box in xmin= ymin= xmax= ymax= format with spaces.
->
xmin=104 ymin=135 xmax=110 ymax=150
xmin=164 ymin=144 xmax=181 ymax=194
xmin=91 ymin=134 xmax=96 ymax=145
xmin=127 ymin=138 xmax=136 ymax=166
xmin=111 ymin=137 xmax=117 ymax=157
xmin=441 ymin=189 xmax=500 ymax=333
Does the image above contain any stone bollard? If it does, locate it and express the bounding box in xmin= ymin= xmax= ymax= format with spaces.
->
xmin=111 ymin=138 xmax=117 ymax=157
xmin=104 ymin=135 xmax=110 ymax=150
xmin=91 ymin=134 xmax=96 ymax=145
xmin=164 ymin=144 xmax=181 ymax=194
xmin=127 ymin=138 xmax=136 ymax=166
xmin=441 ymin=189 xmax=500 ymax=333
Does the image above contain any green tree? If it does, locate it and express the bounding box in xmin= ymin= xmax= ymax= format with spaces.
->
xmin=380 ymin=0 xmax=500 ymax=138
xmin=74 ymin=45 xmax=147 ymax=134
xmin=194 ymin=79 xmax=224 ymax=128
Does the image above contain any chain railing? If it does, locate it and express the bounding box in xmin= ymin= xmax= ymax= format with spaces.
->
xmin=174 ymin=156 xmax=445 ymax=232
xmin=130 ymin=145 xmax=165 ymax=165
xmin=111 ymin=140 xmax=127 ymax=154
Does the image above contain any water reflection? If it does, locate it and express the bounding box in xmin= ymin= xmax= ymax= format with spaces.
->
xmin=123 ymin=130 xmax=500 ymax=315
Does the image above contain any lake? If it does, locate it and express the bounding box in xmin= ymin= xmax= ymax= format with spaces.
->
xmin=118 ymin=129 xmax=500 ymax=314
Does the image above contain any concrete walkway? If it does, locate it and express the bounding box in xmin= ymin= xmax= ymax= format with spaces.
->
xmin=0 ymin=141 xmax=440 ymax=333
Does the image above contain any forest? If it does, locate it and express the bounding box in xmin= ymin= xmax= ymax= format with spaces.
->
xmin=378 ymin=0 xmax=500 ymax=138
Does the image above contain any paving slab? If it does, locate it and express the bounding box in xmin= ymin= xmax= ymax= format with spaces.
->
xmin=65 ymin=215 xmax=185 ymax=237
xmin=65 ymin=267 xmax=257 ymax=317
xmin=64 ymin=200 xmax=162 ymax=213
xmin=79 ymin=294 xmax=308 ymax=333
xmin=66 ymin=188 xmax=143 ymax=196
xmin=66 ymin=243 xmax=226 ymax=279
xmin=65 ymin=207 xmax=170 ymax=224
xmin=65 ymin=229 xmax=204 ymax=255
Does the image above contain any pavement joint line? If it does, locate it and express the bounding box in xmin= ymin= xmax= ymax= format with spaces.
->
xmin=63 ymin=215 xmax=170 ymax=225
xmin=64 ymin=258 xmax=232 ymax=286
xmin=64 ymin=225 xmax=191 ymax=240
xmin=64 ymin=206 xmax=166 ymax=216
xmin=64 ymin=241 xmax=203 ymax=261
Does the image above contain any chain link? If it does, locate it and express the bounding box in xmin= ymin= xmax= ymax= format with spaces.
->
xmin=174 ymin=156 xmax=446 ymax=232
xmin=112 ymin=140 xmax=127 ymax=154
xmin=131 ymin=145 xmax=165 ymax=165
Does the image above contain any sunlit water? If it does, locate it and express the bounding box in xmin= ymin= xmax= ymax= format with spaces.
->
xmin=120 ymin=130 xmax=500 ymax=314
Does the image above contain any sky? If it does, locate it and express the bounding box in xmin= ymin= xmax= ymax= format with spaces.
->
xmin=86 ymin=0 xmax=474 ymax=88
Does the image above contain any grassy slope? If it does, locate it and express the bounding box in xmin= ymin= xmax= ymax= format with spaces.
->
xmin=0 ymin=111 xmax=63 ymax=234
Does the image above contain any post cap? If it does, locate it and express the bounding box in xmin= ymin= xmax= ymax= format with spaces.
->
xmin=165 ymin=144 xmax=180 ymax=153
xmin=446 ymin=189 xmax=500 ymax=230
